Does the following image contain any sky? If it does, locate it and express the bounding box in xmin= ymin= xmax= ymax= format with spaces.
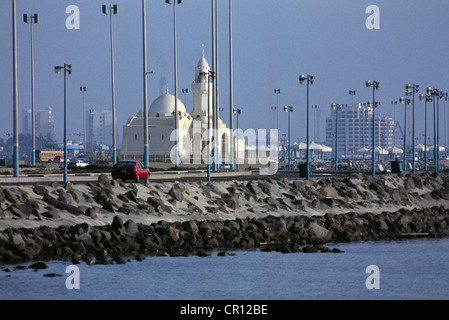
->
xmin=1 ymin=0 xmax=449 ymax=149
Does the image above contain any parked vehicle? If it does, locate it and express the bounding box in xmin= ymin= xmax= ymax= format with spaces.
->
xmin=54 ymin=156 xmax=69 ymax=164
xmin=91 ymin=160 xmax=112 ymax=167
xmin=111 ymin=160 xmax=150 ymax=182
xmin=68 ymin=159 xmax=89 ymax=168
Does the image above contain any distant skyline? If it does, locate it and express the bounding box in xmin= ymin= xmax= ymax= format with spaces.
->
xmin=1 ymin=0 xmax=449 ymax=149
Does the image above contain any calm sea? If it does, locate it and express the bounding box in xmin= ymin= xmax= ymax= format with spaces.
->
xmin=1 ymin=237 xmax=448 ymax=300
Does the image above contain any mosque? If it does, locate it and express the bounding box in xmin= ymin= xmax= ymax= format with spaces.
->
xmin=120 ymin=49 xmax=240 ymax=164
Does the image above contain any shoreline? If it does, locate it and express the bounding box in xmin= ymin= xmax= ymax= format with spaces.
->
xmin=1 ymin=170 xmax=449 ymax=264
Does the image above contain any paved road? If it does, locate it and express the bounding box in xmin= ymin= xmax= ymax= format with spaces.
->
xmin=0 ymin=169 xmax=305 ymax=185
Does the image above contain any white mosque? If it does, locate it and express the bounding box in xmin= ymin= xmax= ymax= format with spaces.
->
xmin=121 ymin=49 xmax=240 ymax=164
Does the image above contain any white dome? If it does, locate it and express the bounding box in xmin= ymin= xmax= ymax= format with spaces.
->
xmin=149 ymin=93 xmax=186 ymax=115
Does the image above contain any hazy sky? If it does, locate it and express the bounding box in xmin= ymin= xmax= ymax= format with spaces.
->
xmin=1 ymin=0 xmax=449 ymax=148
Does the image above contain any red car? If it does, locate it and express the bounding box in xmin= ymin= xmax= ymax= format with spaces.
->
xmin=111 ymin=160 xmax=150 ymax=182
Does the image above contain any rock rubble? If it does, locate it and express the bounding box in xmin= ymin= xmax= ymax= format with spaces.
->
xmin=0 ymin=170 xmax=449 ymax=264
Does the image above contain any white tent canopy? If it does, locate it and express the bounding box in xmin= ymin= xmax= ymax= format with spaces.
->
xmin=429 ymin=145 xmax=446 ymax=152
xmin=292 ymin=142 xmax=332 ymax=152
xmin=358 ymin=147 xmax=370 ymax=153
xmin=375 ymin=146 xmax=389 ymax=155
xmin=415 ymin=144 xmax=429 ymax=152
xmin=389 ymin=146 xmax=403 ymax=154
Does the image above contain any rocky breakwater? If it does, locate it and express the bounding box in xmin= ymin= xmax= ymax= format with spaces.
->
xmin=1 ymin=171 xmax=449 ymax=264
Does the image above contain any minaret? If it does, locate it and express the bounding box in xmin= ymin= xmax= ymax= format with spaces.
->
xmin=191 ymin=46 xmax=212 ymax=122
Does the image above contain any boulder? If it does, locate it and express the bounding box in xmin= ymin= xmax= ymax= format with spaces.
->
xmin=207 ymin=182 xmax=229 ymax=195
xmin=43 ymin=193 xmax=84 ymax=216
xmin=124 ymin=219 xmax=138 ymax=236
xmin=168 ymin=186 xmax=184 ymax=202
xmin=307 ymin=222 xmax=332 ymax=244
xmin=29 ymin=262 xmax=48 ymax=269
xmin=266 ymin=218 xmax=287 ymax=238
xmin=111 ymin=215 xmax=124 ymax=230
xmin=221 ymin=193 xmax=239 ymax=210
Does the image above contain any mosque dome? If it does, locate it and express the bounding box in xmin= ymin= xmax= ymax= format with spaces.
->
xmin=149 ymin=90 xmax=186 ymax=115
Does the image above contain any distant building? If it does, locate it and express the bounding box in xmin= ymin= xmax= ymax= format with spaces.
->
xmin=86 ymin=109 xmax=112 ymax=153
xmin=22 ymin=109 xmax=32 ymax=136
xmin=325 ymin=103 xmax=394 ymax=158
xmin=36 ymin=106 xmax=56 ymax=143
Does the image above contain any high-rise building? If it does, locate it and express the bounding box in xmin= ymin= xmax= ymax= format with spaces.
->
xmin=86 ymin=109 xmax=113 ymax=152
xmin=325 ymin=103 xmax=394 ymax=158
xmin=36 ymin=106 xmax=56 ymax=143
xmin=22 ymin=109 xmax=32 ymax=136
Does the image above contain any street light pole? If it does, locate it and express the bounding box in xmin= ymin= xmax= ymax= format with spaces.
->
xmin=406 ymin=84 xmax=419 ymax=173
xmin=12 ymin=0 xmax=19 ymax=177
xmin=366 ymin=80 xmax=380 ymax=178
xmin=80 ymin=86 xmax=87 ymax=156
xmin=229 ymin=0 xmax=234 ymax=170
xmin=102 ymin=4 xmax=119 ymax=164
xmin=299 ymin=75 xmax=314 ymax=180
xmin=274 ymin=89 xmax=281 ymax=133
xmin=400 ymin=97 xmax=410 ymax=172
xmin=420 ymin=93 xmax=432 ymax=171
xmin=284 ymin=106 xmax=293 ymax=170
xmin=436 ymin=90 xmax=445 ymax=172
xmin=166 ymin=0 xmax=183 ymax=167
xmin=142 ymin=0 xmax=149 ymax=168
xmin=427 ymin=87 xmax=439 ymax=172
xmin=234 ymin=107 xmax=241 ymax=170
xmin=55 ymin=64 xmax=72 ymax=185
xmin=311 ymin=105 xmax=317 ymax=142
xmin=200 ymin=70 xmax=215 ymax=181
xmin=23 ymin=13 xmax=39 ymax=166
xmin=331 ymin=103 xmax=341 ymax=171
xmin=349 ymin=90 xmax=356 ymax=160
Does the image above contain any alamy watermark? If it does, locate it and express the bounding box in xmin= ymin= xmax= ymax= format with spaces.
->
xmin=65 ymin=265 xmax=80 ymax=290
xmin=365 ymin=265 xmax=380 ymax=290
xmin=169 ymin=122 xmax=279 ymax=176
xmin=366 ymin=5 xmax=380 ymax=30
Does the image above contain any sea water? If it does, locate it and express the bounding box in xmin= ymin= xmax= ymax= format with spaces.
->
xmin=1 ymin=238 xmax=448 ymax=300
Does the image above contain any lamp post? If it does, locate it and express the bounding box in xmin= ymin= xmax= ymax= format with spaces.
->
xmin=12 ymin=0 xmax=19 ymax=177
xmin=435 ymin=90 xmax=445 ymax=172
xmin=182 ymin=88 xmax=189 ymax=106
xmin=200 ymin=70 xmax=215 ymax=181
xmin=23 ymin=13 xmax=39 ymax=166
xmin=365 ymin=80 xmax=380 ymax=178
xmin=427 ymin=87 xmax=439 ymax=172
xmin=234 ymin=107 xmax=241 ymax=171
xmin=349 ymin=91 xmax=356 ymax=160
xmin=80 ymin=86 xmax=87 ymax=156
xmin=274 ymin=89 xmax=281 ymax=132
xmin=419 ymin=93 xmax=432 ymax=171
xmin=102 ymin=4 xmax=119 ymax=164
xmin=331 ymin=103 xmax=341 ymax=171
xmin=142 ymin=0 xmax=150 ymax=169
xmin=399 ymin=97 xmax=410 ymax=172
xmin=166 ymin=0 xmax=183 ymax=167
xmin=406 ymin=84 xmax=419 ymax=173
xmin=229 ymin=0 xmax=234 ymax=170
xmin=391 ymin=101 xmax=398 ymax=144
xmin=284 ymin=106 xmax=293 ymax=170
xmin=311 ymin=105 xmax=318 ymax=142
xmin=55 ymin=64 xmax=72 ymax=185
xmin=299 ymin=74 xmax=314 ymax=180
